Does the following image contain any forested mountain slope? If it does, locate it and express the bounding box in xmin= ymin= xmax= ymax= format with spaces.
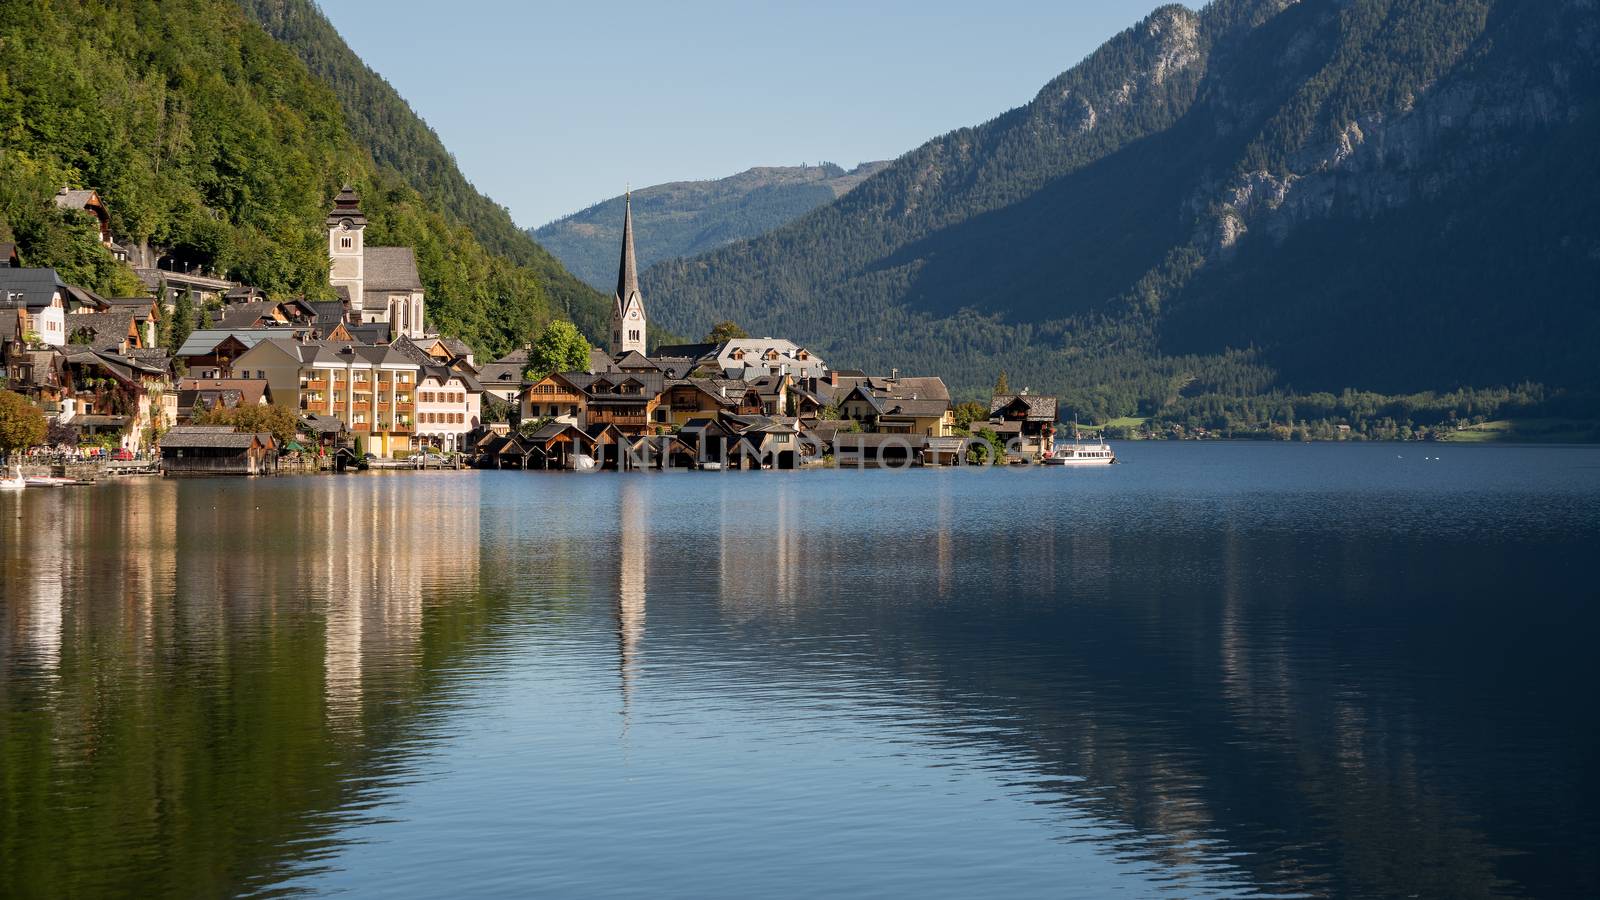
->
xmin=534 ymin=163 xmax=889 ymax=292
xmin=644 ymin=0 xmax=1600 ymax=419
xmin=236 ymin=0 xmax=612 ymax=341
xmin=0 ymin=0 xmax=602 ymax=356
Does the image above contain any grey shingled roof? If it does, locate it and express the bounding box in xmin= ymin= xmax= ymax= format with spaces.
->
xmin=990 ymin=394 xmax=1058 ymax=420
xmin=63 ymin=310 xmax=137 ymax=351
xmin=363 ymin=247 xmax=422 ymax=291
xmin=0 ymin=268 xmax=67 ymax=308
xmin=218 ymin=301 xmax=278 ymax=328
xmin=160 ymin=430 xmax=263 ymax=449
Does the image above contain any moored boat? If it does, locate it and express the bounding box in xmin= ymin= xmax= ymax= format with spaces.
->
xmin=1 ymin=466 xmax=25 ymax=489
xmin=1042 ymin=429 xmax=1117 ymax=466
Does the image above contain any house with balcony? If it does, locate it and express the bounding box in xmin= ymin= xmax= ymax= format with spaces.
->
xmin=229 ymin=338 xmax=423 ymax=457
xmin=518 ymin=372 xmax=588 ymax=427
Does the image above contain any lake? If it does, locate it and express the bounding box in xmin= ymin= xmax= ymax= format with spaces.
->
xmin=1 ymin=442 xmax=1597 ymax=898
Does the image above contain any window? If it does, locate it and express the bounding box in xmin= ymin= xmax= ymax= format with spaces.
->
xmin=340 ymin=236 xmax=352 ymax=249
xmin=628 ymin=330 xmax=640 ymax=342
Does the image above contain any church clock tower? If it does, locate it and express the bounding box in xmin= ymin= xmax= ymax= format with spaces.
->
xmin=327 ymin=185 xmax=367 ymax=315
xmin=609 ymin=192 xmax=647 ymax=356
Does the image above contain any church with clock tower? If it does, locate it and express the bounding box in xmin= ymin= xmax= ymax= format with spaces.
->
xmin=609 ymin=193 xmax=647 ymax=356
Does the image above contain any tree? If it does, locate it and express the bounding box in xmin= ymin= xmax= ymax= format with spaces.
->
xmin=167 ymin=288 xmax=195 ymax=356
xmin=0 ymin=390 xmax=47 ymax=456
xmin=525 ymin=320 xmax=591 ymax=380
xmin=953 ymin=401 xmax=988 ymax=430
xmin=190 ymin=403 xmax=301 ymax=447
xmin=994 ymin=371 xmax=1010 ymax=396
xmin=705 ymin=321 xmax=749 ymax=342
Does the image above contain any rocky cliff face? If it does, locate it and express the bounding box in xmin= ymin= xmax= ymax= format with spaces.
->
xmin=643 ymin=0 xmax=1600 ymax=402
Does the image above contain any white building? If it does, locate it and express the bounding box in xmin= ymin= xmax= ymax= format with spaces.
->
xmin=415 ymin=366 xmax=482 ymax=452
xmin=0 ymin=269 xmax=68 ymax=346
xmin=327 ymin=186 xmax=427 ymax=340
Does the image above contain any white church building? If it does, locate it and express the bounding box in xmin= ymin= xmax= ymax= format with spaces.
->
xmin=326 ymin=186 xmax=426 ymax=340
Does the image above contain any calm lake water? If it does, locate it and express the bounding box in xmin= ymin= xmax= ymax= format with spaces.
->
xmin=2 ymin=443 xmax=1598 ymax=898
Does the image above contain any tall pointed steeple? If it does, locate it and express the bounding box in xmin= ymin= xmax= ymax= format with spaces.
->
xmin=615 ymin=192 xmax=641 ymax=315
xmin=609 ymin=191 xmax=647 ymax=355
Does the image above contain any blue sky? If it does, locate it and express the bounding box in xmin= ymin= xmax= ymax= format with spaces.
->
xmin=320 ymin=1 xmax=1167 ymax=228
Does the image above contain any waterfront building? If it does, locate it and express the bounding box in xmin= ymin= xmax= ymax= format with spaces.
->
xmin=834 ymin=374 xmax=955 ymax=437
xmin=159 ymin=426 xmax=277 ymax=476
xmin=415 ymin=365 xmax=481 ymax=452
xmin=988 ymin=393 xmax=1059 ymax=457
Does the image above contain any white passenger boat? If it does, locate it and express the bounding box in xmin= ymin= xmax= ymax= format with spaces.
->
xmin=1042 ymin=435 xmax=1117 ymax=466
xmin=1 ymin=466 xmax=25 ymax=490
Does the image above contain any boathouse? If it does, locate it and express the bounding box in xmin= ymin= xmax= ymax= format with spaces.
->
xmin=160 ymin=426 xmax=277 ymax=476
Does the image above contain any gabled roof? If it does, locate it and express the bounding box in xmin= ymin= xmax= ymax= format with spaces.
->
xmin=64 ymin=310 xmax=139 ymax=351
xmin=218 ymin=301 xmax=280 ymax=328
xmin=363 ymin=247 xmax=422 ymax=291
xmin=346 ymin=322 xmax=391 ymax=344
xmin=990 ymin=394 xmax=1057 ymax=421
xmin=177 ymin=378 xmax=272 ymax=410
xmin=612 ymin=349 xmax=656 ymax=370
xmin=0 ymin=268 xmax=67 ymax=307
xmin=0 ymin=242 xmax=19 ymax=267
xmin=53 ymin=189 xmax=102 ymax=212
xmin=647 ymin=356 xmax=698 ymax=378
xmin=160 ymin=429 xmax=268 ymax=450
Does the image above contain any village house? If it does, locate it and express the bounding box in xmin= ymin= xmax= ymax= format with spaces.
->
xmin=175 ymin=378 xmax=272 ymax=422
xmin=0 ymin=269 xmax=69 ymax=346
xmin=988 ymin=393 xmax=1058 ymax=457
xmin=176 ymin=328 xmax=309 ymax=378
xmin=834 ymin=373 xmax=955 ymax=437
xmin=56 ymin=347 xmax=174 ymax=451
xmin=519 ymin=372 xmax=588 ymax=427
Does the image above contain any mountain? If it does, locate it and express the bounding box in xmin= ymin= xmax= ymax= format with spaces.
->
xmin=533 ymin=163 xmax=890 ymax=292
xmin=644 ymin=0 xmax=1600 ymax=423
xmin=0 ymin=0 xmax=604 ymax=357
xmin=234 ymin=0 xmax=612 ymax=342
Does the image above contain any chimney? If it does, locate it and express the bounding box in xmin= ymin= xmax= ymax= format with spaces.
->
xmin=829 ymin=369 xmax=838 ymax=387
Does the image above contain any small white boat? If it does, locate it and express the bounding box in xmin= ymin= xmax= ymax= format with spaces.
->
xmin=569 ymin=454 xmax=598 ymax=472
xmin=700 ymin=461 xmax=723 ymax=472
xmin=1043 ymin=439 xmax=1117 ymax=466
xmin=1 ymin=466 xmax=25 ymax=490
xmin=24 ymin=475 xmax=72 ymax=487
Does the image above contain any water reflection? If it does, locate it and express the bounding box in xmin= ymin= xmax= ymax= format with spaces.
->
xmin=1 ymin=446 xmax=1597 ymax=898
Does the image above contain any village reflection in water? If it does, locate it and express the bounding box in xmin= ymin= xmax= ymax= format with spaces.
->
xmin=1 ymin=447 xmax=1596 ymax=898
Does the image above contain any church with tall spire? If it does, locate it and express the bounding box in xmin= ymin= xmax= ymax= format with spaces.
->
xmin=609 ymin=193 xmax=647 ymax=356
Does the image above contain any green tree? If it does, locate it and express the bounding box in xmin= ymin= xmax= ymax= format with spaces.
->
xmin=167 ymin=289 xmax=195 ymax=356
xmin=994 ymin=371 xmax=1010 ymax=396
xmin=524 ymin=320 xmax=591 ymax=381
xmin=0 ymin=389 xmax=47 ymax=455
xmin=953 ymin=401 xmax=988 ymax=429
xmin=190 ymin=403 xmax=300 ymax=447
xmin=705 ymin=320 xmax=749 ymax=342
